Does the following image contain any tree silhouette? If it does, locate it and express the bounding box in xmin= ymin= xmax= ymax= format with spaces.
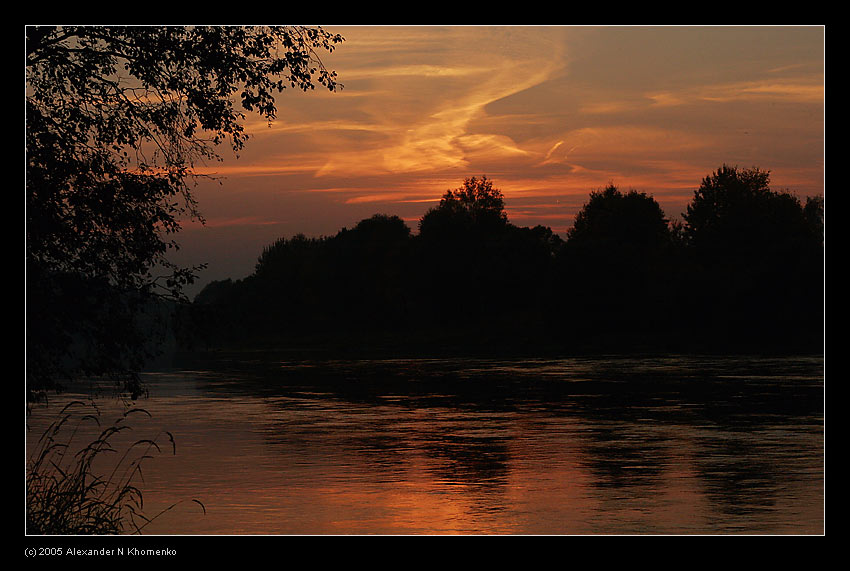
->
xmin=26 ymin=26 xmax=344 ymax=394
xmin=188 ymin=216 xmax=417 ymax=348
xmin=682 ymin=165 xmax=823 ymax=348
xmin=418 ymin=176 xmax=508 ymax=239
xmin=331 ymin=215 xmax=412 ymax=330
xmin=179 ymin=168 xmax=822 ymax=357
xmin=558 ymin=185 xmax=676 ymax=344
xmin=415 ymin=177 xmax=512 ymax=330
xmin=567 ymin=184 xmax=671 ymax=251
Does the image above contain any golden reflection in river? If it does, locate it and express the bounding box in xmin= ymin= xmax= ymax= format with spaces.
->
xmin=26 ymin=360 xmax=824 ymax=535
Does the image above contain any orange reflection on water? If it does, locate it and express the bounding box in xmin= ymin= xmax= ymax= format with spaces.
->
xmin=26 ymin=363 xmax=824 ymax=535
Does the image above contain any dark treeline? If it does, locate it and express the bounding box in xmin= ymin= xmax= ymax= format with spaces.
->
xmin=176 ymin=166 xmax=823 ymax=357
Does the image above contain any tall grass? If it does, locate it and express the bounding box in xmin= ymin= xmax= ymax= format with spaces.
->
xmin=26 ymin=400 xmax=204 ymax=534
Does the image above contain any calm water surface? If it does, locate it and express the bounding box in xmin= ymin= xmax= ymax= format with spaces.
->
xmin=26 ymin=354 xmax=824 ymax=535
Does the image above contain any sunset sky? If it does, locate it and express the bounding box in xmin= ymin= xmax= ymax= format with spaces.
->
xmin=173 ymin=25 xmax=824 ymax=295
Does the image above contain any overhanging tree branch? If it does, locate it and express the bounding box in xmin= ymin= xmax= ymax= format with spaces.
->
xmin=26 ymin=25 xmax=344 ymax=394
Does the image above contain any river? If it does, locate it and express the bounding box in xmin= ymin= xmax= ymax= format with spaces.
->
xmin=25 ymin=354 xmax=824 ymax=535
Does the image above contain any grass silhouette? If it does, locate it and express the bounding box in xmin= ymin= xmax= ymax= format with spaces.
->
xmin=26 ymin=400 xmax=204 ymax=534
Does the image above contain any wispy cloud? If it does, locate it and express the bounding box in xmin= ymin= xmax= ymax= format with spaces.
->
xmin=200 ymin=216 xmax=284 ymax=228
xmin=192 ymin=26 xmax=823 ymax=240
xmin=648 ymin=78 xmax=824 ymax=107
xmin=293 ymin=27 xmax=570 ymax=178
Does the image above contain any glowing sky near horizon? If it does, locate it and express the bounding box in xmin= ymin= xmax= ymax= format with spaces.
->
xmin=174 ymin=25 xmax=824 ymax=295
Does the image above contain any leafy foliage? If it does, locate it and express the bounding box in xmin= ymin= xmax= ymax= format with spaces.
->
xmin=26 ymin=26 xmax=343 ymax=394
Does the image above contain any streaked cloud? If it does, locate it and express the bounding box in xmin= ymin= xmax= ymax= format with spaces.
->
xmin=199 ymin=216 xmax=285 ymax=228
xmin=649 ymin=78 xmax=824 ymax=106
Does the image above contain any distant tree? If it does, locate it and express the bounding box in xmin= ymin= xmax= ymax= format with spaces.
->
xmin=418 ymin=176 xmax=508 ymax=239
xmin=254 ymin=234 xmax=327 ymax=284
xmin=684 ymin=164 xmax=822 ymax=270
xmin=566 ymin=184 xmax=671 ymax=253
xmin=682 ymin=165 xmax=823 ymax=348
xmin=26 ymin=26 xmax=344 ymax=394
xmin=186 ymin=215 xmax=414 ymax=345
xmin=412 ymin=177 xmax=510 ymax=326
xmin=343 ymin=214 xmax=412 ymax=256
xmin=331 ymin=215 xmax=413 ymax=329
xmin=174 ymin=168 xmax=823 ymax=356
xmin=803 ymin=194 xmax=825 ymax=246
xmin=193 ymin=279 xmax=237 ymax=306
xmin=559 ymin=185 xmax=675 ymax=341
xmin=686 ymin=166 xmax=773 ymax=257
xmin=495 ymin=224 xmax=564 ymax=334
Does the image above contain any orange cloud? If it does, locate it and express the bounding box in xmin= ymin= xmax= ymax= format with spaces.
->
xmin=648 ymin=78 xmax=824 ymax=107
